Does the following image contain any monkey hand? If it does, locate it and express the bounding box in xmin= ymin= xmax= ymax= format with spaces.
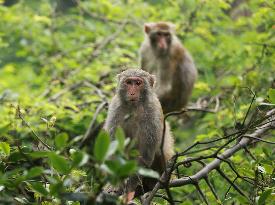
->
xmin=122 ymin=191 xmax=135 ymax=205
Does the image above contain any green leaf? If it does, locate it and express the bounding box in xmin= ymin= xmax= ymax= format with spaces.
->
xmin=104 ymin=159 xmax=136 ymax=177
xmin=116 ymin=127 xmax=125 ymax=152
xmin=29 ymin=182 xmax=48 ymax=196
xmin=0 ymin=142 xmax=10 ymax=156
xmin=14 ymin=197 xmax=28 ymax=204
xmin=29 ymin=151 xmax=51 ymax=159
xmin=104 ymin=156 xmax=127 ymax=173
xmin=94 ymin=130 xmax=110 ymax=163
xmin=71 ymin=151 xmax=89 ymax=167
xmin=48 ymin=153 xmax=70 ymax=175
xmin=49 ymin=182 xmax=64 ymax=195
xmin=106 ymin=141 xmax=118 ymax=158
xmin=258 ymin=189 xmax=272 ymax=205
xmin=0 ymin=124 xmax=10 ymax=135
xmin=138 ymin=168 xmax=160 ymax=179
xmin=100 ymin=163 xmax=114 ymax=175
xmin=117 ymin=161 xmax=136 ymax=177
xmin=25 ymin=167 xmax=44 ymax=179
xmin=54 ymin=133 xmax=69 ymax=150
xmin=268 ymin=88 xmax=275 ymax=103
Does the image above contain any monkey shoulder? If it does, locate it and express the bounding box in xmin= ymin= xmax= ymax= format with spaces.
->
xmin=139 ymin=42 xmax=157 ymax=72
xmin=172 ymin=47 xmax=196 ymax=81
xmin=143 ymin=98 xmax=163 ymax=124
xmin=170 ymin=38 xmax=185 ymax=60
xmin=146 ymin=95 xmax=162 ymax=110
xmin=106 ymin=96 xmax=126 ymax=124
xmin=140 ymin=39 xmax=151 ymax=53
xmin=180 ymin=53 xmax=197 ymax=81
xmin=108 ymin=96 xmax=122 ymax=113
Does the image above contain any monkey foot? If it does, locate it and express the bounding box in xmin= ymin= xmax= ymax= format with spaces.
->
xmin=127 ymin=201 xmax=137 ymax=205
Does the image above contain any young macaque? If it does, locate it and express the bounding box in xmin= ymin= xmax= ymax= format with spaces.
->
xmin=104 ymin=69 xmax=174 ymax=203
xmin=140 ymin=22 xmax=197 ymax=113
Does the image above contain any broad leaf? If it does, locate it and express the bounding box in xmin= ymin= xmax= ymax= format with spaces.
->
xmin=258 ymin=189 xmax=272 ymax=205
xmin=54 ymin=133 xmax=69 ymax=150
xmin=29 ymin=182 xmax=48 ymax=196
xmin=138 ymin=168 xmax=160 ymax=179
xmin=94 ymin=130 xmax=110 ymax=163
xmin=0 ymin=142 xmax=10 ymax=156
xmin=48 ymin=153 xmax=70 ymax=175
xmin=25 ymin=167 xmax=44 ymax=179
xmin=268 ymin=88 xmax=275 ymax=103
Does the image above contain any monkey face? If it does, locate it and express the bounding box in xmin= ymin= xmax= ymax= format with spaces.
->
xmin=150 ymin=31 xmax=171 ymax=54
xmin=117 ymin=69 xmax=155 ymax=105
xmin=123 ymin=77 xmax=144 ymax=103
xmin=144 ymin=22 xmax=173 ymax=55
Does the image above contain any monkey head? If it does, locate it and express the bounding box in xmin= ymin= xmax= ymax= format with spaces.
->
xmin=144 ymin=22 xmax=176 ymax=56
xmin=117 ymin=69 xmax=155 ymax=104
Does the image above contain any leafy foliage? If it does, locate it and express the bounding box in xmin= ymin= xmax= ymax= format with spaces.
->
xmin=0 ymin=0 xmax=274 ymax=204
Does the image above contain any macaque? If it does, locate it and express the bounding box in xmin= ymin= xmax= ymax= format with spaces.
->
xmin=140 ymin=22 xmax=197 ymax=113
xmin=104 ymin=69 xmax=174 ymax=202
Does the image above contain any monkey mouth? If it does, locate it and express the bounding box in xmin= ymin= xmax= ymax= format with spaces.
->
xmin=128 ymin=97 xmax=139 ymax=103
xmin=156 ymin=48 xmax=168 ymax=56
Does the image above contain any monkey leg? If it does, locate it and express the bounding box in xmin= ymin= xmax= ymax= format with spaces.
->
xmin=134 ymin=177 xmax=158 ymax=197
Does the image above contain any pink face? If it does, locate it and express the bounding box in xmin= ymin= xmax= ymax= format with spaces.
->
xmin=124 ymin=77 xmax=144 ymax=102
xmin=155 ymin=32 xmax=171 ymax=51
xmin=144 ymin=23 xmax=172 ymax=53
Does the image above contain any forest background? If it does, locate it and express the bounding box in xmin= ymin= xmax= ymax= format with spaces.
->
xmin=0 ymin=0 xmax=274 ymax=204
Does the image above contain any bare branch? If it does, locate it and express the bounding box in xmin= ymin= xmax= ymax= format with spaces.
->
xmin=80 ymin=101 xmax=108 ymax=146
xmin=216 ymin=168 xmax=248 ymax=199
xmin=195 ymin=183 xmax=209 ymax=205
xmin=204 ymin=177 xmax=219 ymax=201
xmin=49 ymin=81 xmax=83 ymax=102
xmin=171 ymin=110 xmax=275 ymax=188
xmin=17 ymin=105 xmax=52 ymax=150
xmin=143 ymin=109 xmax=275 ymax=204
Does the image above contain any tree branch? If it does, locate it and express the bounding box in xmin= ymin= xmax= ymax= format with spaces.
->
xmin=143 ymin=109 xmax=275 ymax=204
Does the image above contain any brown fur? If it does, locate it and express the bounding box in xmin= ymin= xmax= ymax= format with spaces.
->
xmin=140 ymin=22 xmax=197 ymax=113
xmin=104 ymin=69 xmax=174 ymax=197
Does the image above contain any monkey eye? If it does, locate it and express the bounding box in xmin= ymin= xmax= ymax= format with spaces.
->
xmin=164 ymin=33 xmax=171 ymax=38
xmin=136 ymin=80 xmax=142 ymax=86
xmin=156 ymin=32 xmax=162 ymax=36
xmin=125 ymin=80 xmax=132 ymax=85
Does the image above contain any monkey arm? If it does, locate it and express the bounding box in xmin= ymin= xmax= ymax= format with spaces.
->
xmin=126 ymin=117 xmax=162 ymax=193
xmin=140 ymin=56 xmax=146 ymax=70
xmin=103 ymin=96 xmax=121 ymax=139
xmin=158 ymin=56 xmax=196 ymax=113
xmin=140 ymin=110 xmax=163 ymax=166
xmin=180 ymin=52 xmax=197 ymax=88
xmin=139 ymin=43 xmax=150 ymax=71
xmin=138 ymin=139 xmax=158 ymax=167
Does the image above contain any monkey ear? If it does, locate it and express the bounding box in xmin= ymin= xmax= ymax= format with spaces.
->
xmin=149 ymin=75 xmax=156 ymax=87
xmin=144 ymin=23 xmax=152 ymax=34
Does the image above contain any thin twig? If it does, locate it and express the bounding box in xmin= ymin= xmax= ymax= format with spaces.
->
xmin=80 ymin=102 xmax=108 ymax=145
xmin=204 ymin=177 xmax=219 ymax=201
xmin=216 ymin=168 xmax=248 ymax=200
xmin=144 ymin=109 xmax=275 ymax=204
xmin=17 ymin=105 xmax=52 ymax=150
xmin=194 ymin=183 xmax=208 ymax=205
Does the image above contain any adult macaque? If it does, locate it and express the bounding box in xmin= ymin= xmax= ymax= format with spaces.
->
xmin=140 ymin=22 xmax=197 ymax=113
xmin=104 ymin=69 xmax=174 ymax=203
